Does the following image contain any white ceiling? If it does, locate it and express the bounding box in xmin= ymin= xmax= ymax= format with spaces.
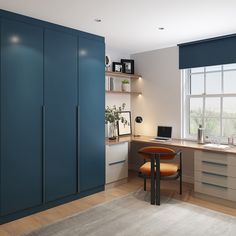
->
xmin=1 ymin=0 xmax=236 ymax=54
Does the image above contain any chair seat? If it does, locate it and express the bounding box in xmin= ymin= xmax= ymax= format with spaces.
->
xmin=140 ymin=162 xmax=179 ymax=177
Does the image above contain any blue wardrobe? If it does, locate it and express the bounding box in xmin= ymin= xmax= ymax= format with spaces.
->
xmin=0 ymin=10 xmax=105 ymax=223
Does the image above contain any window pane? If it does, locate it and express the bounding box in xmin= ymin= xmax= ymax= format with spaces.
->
xmin=223 ymin=119 xmax=236 ymax=137
xmin=206 ymin=72 xmax=221 ymax=94
xmin=223 ymin=63 xmax=236 ymax=70
xmin=223 ymin=71 xmax=236 ymax=93
xmin=205 ymin=65 xmax=222 ymax=72
xmin=191 ymin=67 xmax=204 ymax=73
xmin=204 ymin=118 xmax=220 ymax=136
xmin=190 ymin=117 xmax=202 ymax=135
xmin=205 ymin=97 xmax=220 ymax=117
xmin=190 ymin=98 xmax=203 ymax=116
xmin=190 ymin=74 xmax=204 ymax=95
xmin=223 ymin=97 xmax=236 ymax=118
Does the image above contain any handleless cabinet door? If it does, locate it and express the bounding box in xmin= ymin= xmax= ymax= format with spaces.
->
xmin=79 ymin=36 xmax=105 ymax=192
xmin=44 ymin=29 xmax=77 ymax=202
xmin=0 ymin=19 xmax=43 ymax=215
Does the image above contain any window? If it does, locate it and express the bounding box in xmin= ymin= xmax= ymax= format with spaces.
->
xmin=182 ymin=64 xmax=236 ymax=139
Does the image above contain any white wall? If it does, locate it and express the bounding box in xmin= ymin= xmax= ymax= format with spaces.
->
xmin=131 ymin=46 xmax=181 ymax=138
xmin=130 ymin=46 xmax=194 ymax=183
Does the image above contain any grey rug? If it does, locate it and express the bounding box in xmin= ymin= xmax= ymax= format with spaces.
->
xmin=24 ymin=190 xmax=236 ymax=236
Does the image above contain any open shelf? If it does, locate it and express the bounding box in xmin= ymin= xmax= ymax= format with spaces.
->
xmin=106 ymin=90 xmax=142 ymax=95
xmin=105 ymin=71 xmax=141 ymax=79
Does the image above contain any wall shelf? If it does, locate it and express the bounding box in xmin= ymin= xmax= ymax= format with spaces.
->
xmin=106 ymin=90 xmax=141 ymax=95
xmin=105 ymin=71 xmax=141 ymax=79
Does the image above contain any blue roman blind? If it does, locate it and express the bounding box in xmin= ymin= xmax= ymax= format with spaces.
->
xmin=178 ymin=34 xmax=236 ymax=69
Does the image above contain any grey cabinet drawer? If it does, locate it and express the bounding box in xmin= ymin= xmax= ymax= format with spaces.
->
xmin=195 ymin=171 xmax=236 ymax=189
xmin=106 ymin=142 xmax=128 ymax=184
xmin=194 ymin=181 xmax=236 ymax=201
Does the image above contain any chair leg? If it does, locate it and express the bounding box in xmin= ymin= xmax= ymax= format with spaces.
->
xmin=179 ymin=171 xmax=182 ymax=195
xmin=179 ymin=152 xmax=182 ymax=195
xmin=156 ymin=157 xmax=160 ymax=205
xmin=143 ymin=175 xmax=146 ymax=191
xmin=150 ymin=158 xmax=155 ymax=205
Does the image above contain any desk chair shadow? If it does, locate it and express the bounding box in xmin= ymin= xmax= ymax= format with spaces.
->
xmin=138 ymin=146 xmax=182 ymax=205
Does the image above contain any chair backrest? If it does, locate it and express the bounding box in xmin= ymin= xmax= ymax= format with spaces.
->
xmin=138 ymin=146 xmax=176 ymax=160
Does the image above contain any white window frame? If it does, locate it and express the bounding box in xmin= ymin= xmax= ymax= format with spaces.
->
xmin=182 ymin=65 xmax=236 ymax=140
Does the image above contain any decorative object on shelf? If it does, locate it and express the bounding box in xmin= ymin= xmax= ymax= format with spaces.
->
xmin=109 ymin=77 xmax=115 ymax=91
xmin=105 ymin=103 xmax=128 ymax=140
xmin=117 ymin=111 xmax=132 ymax=136
xmin=134 ymin=116 xmax=143 ymax=137
xmin=112 ymin=62 xmax=123 ymax=72
xmin=105 ymin=71 xmax=142 ymax=95
xmin=105 ymin=55 xmax=111 ymax=71
xmin=121 ymin=79 xmax=130 ymax=92
xmin=105 ymin=76 xmax=110 ymax=91
xmin=121 ymin=59 xmax=134 ymax=74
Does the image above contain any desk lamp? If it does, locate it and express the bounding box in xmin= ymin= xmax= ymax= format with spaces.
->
xmin=134 ymin=116 xmax=143 ymax=137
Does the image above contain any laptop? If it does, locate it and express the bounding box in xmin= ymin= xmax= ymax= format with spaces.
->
xmin=154 ymin=126 xmax=172 ymax=141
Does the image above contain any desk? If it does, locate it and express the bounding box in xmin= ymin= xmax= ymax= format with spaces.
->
xmin=106 ymin=135 xmax=236 ymax=154
xmin=106 ymin=136 xmax=236 ymax=203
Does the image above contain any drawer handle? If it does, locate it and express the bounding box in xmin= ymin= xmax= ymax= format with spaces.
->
xmin=202 ymin=171 xmax=228 ymax=178
xmin=109 ymin=160 xmax=126 ymax=166
xmin=202 ymin=160 xmax=227 ymax=167
xmin=202 ymin=182 xmax=228 ymax=190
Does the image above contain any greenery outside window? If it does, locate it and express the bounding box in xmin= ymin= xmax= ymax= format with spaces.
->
xmin=182 ymin=63 xmax=236 ymax=140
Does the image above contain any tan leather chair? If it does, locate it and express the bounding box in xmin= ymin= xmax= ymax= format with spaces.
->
xmin=139 ymin=146 xmax=182 ymax=205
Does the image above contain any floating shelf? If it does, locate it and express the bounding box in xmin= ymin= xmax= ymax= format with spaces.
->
xmin=106 ymin=90 xmax=142 ymax=95
xmin=105 ymin=71 xmax=141 ymax=79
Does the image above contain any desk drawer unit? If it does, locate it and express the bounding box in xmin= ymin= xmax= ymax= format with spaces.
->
xmin=106 ymin=142 xmax=128 ymax=184
xmin=194 ymin=150 xmax=236 ymax=201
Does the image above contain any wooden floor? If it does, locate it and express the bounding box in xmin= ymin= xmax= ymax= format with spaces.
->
xmin=1 ymin=172 xmax=236 ymax=236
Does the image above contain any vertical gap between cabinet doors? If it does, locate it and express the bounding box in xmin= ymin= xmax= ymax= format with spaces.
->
xmin=42 ymin=28 xmax=46 ymax=203
xmin=77 ymin=35 xmax=80 ymax=193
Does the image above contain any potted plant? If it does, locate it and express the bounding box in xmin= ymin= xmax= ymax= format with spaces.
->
xmin=121 ymin=79 xmax=130 ymax=92
xmin=105 ymin=103 xmax=129 ymax=140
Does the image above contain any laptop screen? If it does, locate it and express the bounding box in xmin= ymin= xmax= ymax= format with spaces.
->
xmin=157 ymin=126 xmax=172 ymax=138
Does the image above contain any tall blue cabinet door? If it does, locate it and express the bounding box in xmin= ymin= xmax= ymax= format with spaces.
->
xmin=79 ymin=36 xmax=105 ymax=192
xmin=0 ymin=19 xmax=43 ymax=215
xmin=44 ymin=29 xmax=77 ymax=202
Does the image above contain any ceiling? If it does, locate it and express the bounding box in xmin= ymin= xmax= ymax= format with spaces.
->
xmin=1 ymin=0 xmax=236 ymax=54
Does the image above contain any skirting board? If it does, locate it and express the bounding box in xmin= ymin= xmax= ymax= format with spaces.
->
xmin=105 ymin=178 xmax=128 ymax=190
xmin=194 ymin=192 xmax=236 ymax=209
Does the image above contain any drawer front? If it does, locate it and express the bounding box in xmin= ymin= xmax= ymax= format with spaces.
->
xmin=194 ymin=150 xmax=236 ymax=167
xmin=106 ymin=142 xmax=128 ymax=164
xmin=194 ymin=181 xmax=236 ymax=201
xmin=106 ymin=142 xmax=128 ymax=184
xmin=195 ymin=171 xmax=236 ymax=189
xmin=194 ymin=158 xmax=236 ymax=177
xmin=106 ymin=160 xmax=128 ymax=184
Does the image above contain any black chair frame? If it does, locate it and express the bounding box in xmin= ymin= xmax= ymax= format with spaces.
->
xmin=139 ymin=150 xmax=182 ymax=205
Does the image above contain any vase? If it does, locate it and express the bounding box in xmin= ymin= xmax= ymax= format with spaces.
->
xmin=122 ymin=83 xmax=130 ymax=92
xmin=109 ymin=122 xmax=117 ymax=140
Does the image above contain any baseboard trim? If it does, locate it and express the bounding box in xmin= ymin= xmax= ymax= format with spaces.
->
xmin=105 ymin=178 xmax=128 ymax=190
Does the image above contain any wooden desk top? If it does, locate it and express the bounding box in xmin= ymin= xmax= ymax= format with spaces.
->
xmin=106 ymin=135 xmax=236 ymax=155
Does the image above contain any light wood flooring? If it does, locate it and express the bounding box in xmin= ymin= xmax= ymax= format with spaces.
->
xmin=0 ymin=172 xmax=236 ymax=236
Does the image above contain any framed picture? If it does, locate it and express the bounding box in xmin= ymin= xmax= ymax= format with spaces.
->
xmin=121 ymin=59 xmax=134 ymax=74
xmin=112 ymin=62 xmax=123 ymax=72
xmin=117 ymin=111 xmax=132 ymax=136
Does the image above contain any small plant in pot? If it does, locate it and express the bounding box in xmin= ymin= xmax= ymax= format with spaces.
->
xmin=105 ymin=103 xmax=129 ymax=140
xmin=121 ymin=79 xmax=130 ymax=92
